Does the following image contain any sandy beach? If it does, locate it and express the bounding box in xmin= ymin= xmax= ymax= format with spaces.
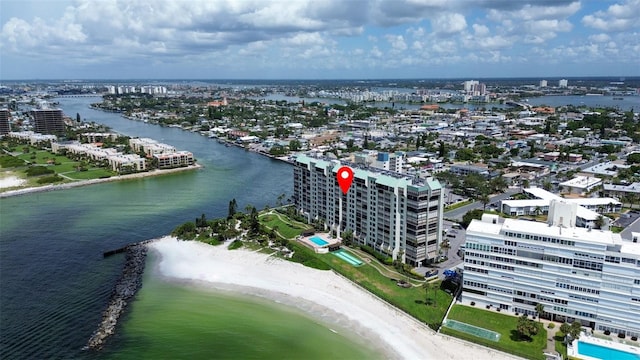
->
xmin=149 ymin=237 xmax=521 ymax=360
xmin=0 ymin=164 xmax=201 ymax=199
xmin=0 ymin=175 xmax=26 ymax=189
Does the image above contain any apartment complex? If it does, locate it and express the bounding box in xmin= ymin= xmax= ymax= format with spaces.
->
xmin=293 ymin=154 xmax=444 ymax=266
xmin=31 ymin=109 xmax=65 ymax=135
xmin=463 ymin=200 xmax=640 ymax=337
xmin=153 ymin=151 xmax=194 ymax=169
xmin=0 ymin=109 xmax=10 ymax=135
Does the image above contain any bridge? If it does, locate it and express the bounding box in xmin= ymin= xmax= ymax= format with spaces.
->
xmin=505 ymin=101 xmax=532 ymax=109
xmin=56 ymin=94 xmax=104 ymax=98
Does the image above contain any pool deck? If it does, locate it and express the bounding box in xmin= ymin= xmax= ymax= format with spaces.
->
xmin=298 ymin=233 xmax=341 ymax=254
xmin=568 ymin=333 xmax=640 ymax=360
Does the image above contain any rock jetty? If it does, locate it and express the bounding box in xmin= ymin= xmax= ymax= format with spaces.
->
xmin=85 ymin=241 xmax=151 ymax=350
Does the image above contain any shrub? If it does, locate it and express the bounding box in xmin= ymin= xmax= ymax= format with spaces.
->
xmin=172 ymin=222 xmax=197 ymax=240
xmin=0 ymin=155 xmax=26 ymax=168
xmin=470 ymin=301 xmax=475 ymax=306
xmin=548 ymin=323 xmax=555 ymax=329
xmin=631 ymin=336 xmax=637 ymax=341
xmin=25 ymin=166 xmax=54 ymax=177
xmin=618 ymin=333 xmax=626 ymax=339
xmin=360 ymin=245 xmax=393 ymax=265
xmin=604 ymin=330 xmax=611 ymax=335
xmin=36 ymin=175 xmax=63 ymax=184
xmin=228 ymin=240 xmax=243 ymax=250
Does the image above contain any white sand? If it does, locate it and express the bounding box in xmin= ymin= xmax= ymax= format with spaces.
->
xmin=0 ymin=164 xmax=201 ymax=198
xmin=150 ymin=237 xmax=521 ymax=360
xmin=0 ymin=176 xmax=26 ymax=189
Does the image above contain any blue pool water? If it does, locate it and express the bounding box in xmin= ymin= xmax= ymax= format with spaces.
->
xmin=310 ymin=236 xmax=329 ymax=246
xmin=578 ymin=341 xmax=640 ymax=360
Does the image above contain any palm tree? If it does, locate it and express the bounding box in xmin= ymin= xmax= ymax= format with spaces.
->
xmin=534 ymin=206 xmax=542 ymax=217
xmin=440 ymin=240 xmax=451 ymax=259
xmin=422 ymin=281 xmax=438 ymax=307
xmin=594 ymin=215 xmax=605 ymax=229
xmin=479 ymin=193 xmax=490 ymax=210
xmin=535 ymin=303 xmax=545 ymax=323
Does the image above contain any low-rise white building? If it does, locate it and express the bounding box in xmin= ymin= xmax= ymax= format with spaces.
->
xmin=108 ymin=154 xmax=147 ymax=173
xmin=153 ymin=151 xmax=194 ymax=169
xmin=7 ymin=131 xmax=57 ymax=145
xmin=559 ymin=176 xmax=602 ymax=195
xmin=129 ymin=138 xmax=176 ymax=155
xmin=500 ymin=187 xmax=618 ymax=229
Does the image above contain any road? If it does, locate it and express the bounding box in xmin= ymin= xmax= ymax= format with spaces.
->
xmin=443 ymin=187 xmax=521 ymax=221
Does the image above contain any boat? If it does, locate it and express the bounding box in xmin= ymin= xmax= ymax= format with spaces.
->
xmin=613 ymin=97 xmax=624 ymax=100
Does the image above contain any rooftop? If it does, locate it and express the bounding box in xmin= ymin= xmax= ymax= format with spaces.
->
xmin=559 ymin=175 xmax=602 ymax=189
xmin=296 ymin=154 xmax=441 ymax=190
xmin=467 ymin=216 xmax=624 ymax=248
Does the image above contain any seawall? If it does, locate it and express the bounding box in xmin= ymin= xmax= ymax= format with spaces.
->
xmin=85 ymin=240 xmax=153 ymax=350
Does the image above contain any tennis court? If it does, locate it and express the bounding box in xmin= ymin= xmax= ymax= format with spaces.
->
xmin=443 ymin=319 xmax=501 ymax=342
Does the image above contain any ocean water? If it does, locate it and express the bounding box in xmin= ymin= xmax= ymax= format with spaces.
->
xmin=99 ymin=252 xmax=381 ymax=360
xmin=3 ymin=97 xmax=352 ymax=359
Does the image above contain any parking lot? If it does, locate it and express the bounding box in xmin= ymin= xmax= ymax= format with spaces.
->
xmin=415 ymin=219 xmax=466 ymax=280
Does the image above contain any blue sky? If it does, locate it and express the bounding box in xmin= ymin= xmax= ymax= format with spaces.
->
xmin=1 ymin=0 xmax=639 ymax=80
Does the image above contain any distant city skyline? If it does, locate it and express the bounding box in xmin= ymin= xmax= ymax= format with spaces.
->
xmin=1 ymin=0 xmax=639 ymax=80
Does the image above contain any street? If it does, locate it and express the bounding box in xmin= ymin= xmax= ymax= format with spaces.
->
xmin=444 ymin=187 xmax=521 ymax=221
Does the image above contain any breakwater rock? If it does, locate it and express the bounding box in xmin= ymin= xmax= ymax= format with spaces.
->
xmin=85 ymin=241 xmax=152 ymax=350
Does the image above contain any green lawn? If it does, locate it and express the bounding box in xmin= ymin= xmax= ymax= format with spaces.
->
xmin=319 ymin=249 xmax=451 ymax=329
xmin=554 ymin=332 xmax=568 ymax=359
xmin=259 ymin=211 xmax=453 ymax=331
xmin=62 ymin=168 xmax=115 ymax=180
xmin=443 ymin=305 xmax=547 ymax=360
xmin=445 ymin=200 xmax=472 ymax=211
xmin=11 ymin=148 xmax=117 ymax=182
xmin=259 ymin=213 xmax=312 ymax=239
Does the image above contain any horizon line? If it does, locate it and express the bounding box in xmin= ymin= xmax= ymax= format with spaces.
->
xmin=1 ymin=75 xmax=639 ymax=83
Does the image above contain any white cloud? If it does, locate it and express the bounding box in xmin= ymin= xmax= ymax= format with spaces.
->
xmin=431 ymin=12 xmax=467 ymax=35
xmin=472 ymin=24 xmax=490 ymax=36
xmin=370 ymin=46 xmax=383 ymax=58
xmin=588 ymin=33 xmax=610 ymax=43
xmin=582 ymin=0 xmax=640 ymax=31
xmin=385 ymin=34 xmax=408 ymax=51
xmin=407 ymin=26 xmax=425 ymax=38
xmin=0 ymin=0 xmax=638 ymax=78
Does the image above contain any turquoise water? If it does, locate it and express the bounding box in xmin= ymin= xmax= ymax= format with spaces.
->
xmin=578 ymin=341 xmax=640 ymax=360
xmin=333 ymin=250 xmax=364 ymax=266
xmin=310 ymin=236 xmax=329 ymax=246
xmin=99 ymin=253 xmax=381 ymax=360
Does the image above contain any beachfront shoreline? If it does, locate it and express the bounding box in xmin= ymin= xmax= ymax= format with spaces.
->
xmin=148 ymin=236 xmax=521 ymax=360
xmin=0 ymin=163 xmax=202 ymax=199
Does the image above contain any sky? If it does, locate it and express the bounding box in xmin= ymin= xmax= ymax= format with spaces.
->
xmin=0 ymin=0 xmax=639 ymax=80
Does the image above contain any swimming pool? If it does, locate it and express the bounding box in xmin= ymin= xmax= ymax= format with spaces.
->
xmin=577 ymin=341 xmax=640 ymax=360
xmin=309 ymin=236 xmax=329 ymax=246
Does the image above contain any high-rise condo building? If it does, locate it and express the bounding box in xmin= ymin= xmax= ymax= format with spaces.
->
xmin=0 ymin=109 xmax=10 ymax=135
xmin=559 ymin=79 xmax=569 ymax=88
xmin=31 ymin=109 xmax=65 ymax=135
xmin=539 ymin=80 xmax=548 ymax=88
xmin=462 ymin=200 xmax=640 ymax=337
xmin=293 ymin=154 xmax=444 ymax=266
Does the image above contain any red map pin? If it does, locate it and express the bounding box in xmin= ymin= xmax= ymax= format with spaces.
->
xmin=337 ymin=166 xmax=354 ymax=194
